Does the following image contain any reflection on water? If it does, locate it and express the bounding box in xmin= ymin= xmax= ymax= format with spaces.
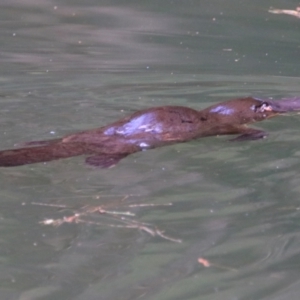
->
xmin=0 ymin=0 xmax=300 ymax=299
xmin=1 ymin=1 xmax=179 ymax=73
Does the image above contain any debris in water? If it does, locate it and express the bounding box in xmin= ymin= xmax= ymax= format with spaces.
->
xmin=268 ymin=7 xmax=300 ymax=18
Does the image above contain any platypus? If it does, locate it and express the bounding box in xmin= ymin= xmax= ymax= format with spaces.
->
xmin=1 ymin=96 xmax=300 ymax=168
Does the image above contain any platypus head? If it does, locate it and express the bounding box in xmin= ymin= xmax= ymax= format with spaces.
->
xmin=205 ymin=97 xmax=300 ymax=125
xmin=252 ymin=97 xmax=300 ymax=121
xmin=264 ymin=97 xmax=300 ymax=113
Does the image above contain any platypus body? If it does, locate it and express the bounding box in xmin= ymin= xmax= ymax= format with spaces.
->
xmin=1 ymin=97 xmax=300 ymax=168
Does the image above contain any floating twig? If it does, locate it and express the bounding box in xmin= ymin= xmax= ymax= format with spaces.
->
xmin=198 ymin=257 xmax=237 ymax=272
xmin=38 ymin=196 xmax=181 ymax=243
xmin=269 ymin=7 xmax=300 ymax=18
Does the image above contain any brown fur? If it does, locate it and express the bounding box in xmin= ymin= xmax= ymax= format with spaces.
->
xmin=0 ymin=97 xmax=299 ymax=168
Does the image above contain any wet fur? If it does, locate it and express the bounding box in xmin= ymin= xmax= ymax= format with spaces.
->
xmin=0 ymin=97 xmax=299 ymax=168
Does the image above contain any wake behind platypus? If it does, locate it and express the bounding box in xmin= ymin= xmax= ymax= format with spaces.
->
xmin=1 ymin=96 xmax=300 ymax=168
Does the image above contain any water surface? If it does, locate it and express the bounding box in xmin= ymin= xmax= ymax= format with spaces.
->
xmin=0 ymin=0 xmax=300 ymax=299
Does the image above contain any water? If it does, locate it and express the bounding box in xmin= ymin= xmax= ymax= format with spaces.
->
xmin=0 ymin=0 xmax=300 ymax=299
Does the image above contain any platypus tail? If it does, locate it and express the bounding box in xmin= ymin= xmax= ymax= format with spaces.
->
xmin=0 ymin=141 xmax=87 ymax=167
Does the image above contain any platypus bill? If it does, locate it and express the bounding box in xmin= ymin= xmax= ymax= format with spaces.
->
xmin=1 ymin=96 xmax=300 ymax=168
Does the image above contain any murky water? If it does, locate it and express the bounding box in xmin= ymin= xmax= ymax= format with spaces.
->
xmin=0 ymin=0 xmax=300 ymax=299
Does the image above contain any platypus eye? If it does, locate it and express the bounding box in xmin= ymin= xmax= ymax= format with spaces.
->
xmin=254 ymin=102 xmax=273 ymax=113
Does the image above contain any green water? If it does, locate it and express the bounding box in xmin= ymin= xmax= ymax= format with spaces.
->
xmin=0 ymin=0 xmax=300 ymax=299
